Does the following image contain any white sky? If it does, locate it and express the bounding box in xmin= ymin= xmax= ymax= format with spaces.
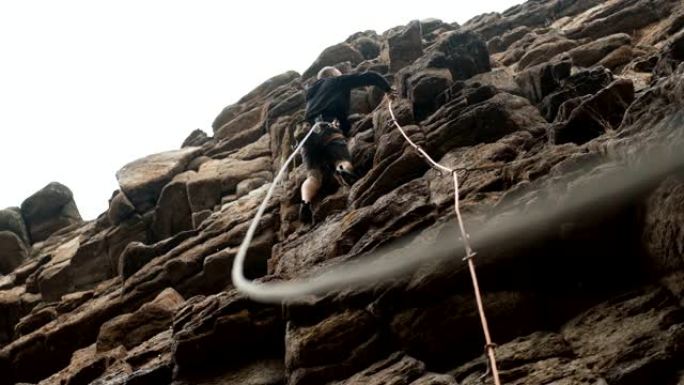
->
xmin=0 ymin=0 xmax=520 ymax=220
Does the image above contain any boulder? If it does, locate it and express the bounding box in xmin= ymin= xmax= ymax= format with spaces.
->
xmin=107 ymin=190 xmax=136 ymax=226
xmin=407 ymin=68 xmax=453 ymax=121
xmin=215 ymin=105 xmax=264 ymax=141
xmin=382 ymin=20 xmax=424 ymax=73
xmin=181 ymin=129 xmax=212 ymax=148
xmin=21 ymin=182 xmax=82 ymax=243
xmin=0 ymin=208 xmax=29 ymax=245
xmin=0 ymin=231 xmax=28 ymax=274
xmin=431 ymin=30 xmax=491 ymax=81
xmin=151 ymin=175 xmax=193 ymax=241
xmin=643 ymin=176 xmax=684 ymax=273
xmin=115 ymin=147 xmax=201 ymax=212
xmin=302 ymin=43 xmax=364 ymax=79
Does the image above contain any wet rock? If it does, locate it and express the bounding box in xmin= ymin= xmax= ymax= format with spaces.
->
xmin=551 ymin=78 xmax=635 ymax=144
xmin=302 ymin=43 xmax=365 ymax=79
xmin=382 ymin=20 xmax=424 ymax=72
xmin=116 ymin=147 xmax=201 ymax=212
xmin=21 ymin=182 xmax=82 ymax=243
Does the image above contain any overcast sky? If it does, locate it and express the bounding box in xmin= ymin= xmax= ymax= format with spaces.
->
xmin=0 ymin=0 xmax=521 ymax=220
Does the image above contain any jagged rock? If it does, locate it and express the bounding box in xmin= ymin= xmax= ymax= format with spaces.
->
xmin=116 ymin=147 xmax=201 ymax=212
xmin=0 ymin=287 xmax=40 ymax=346
xmin=236 ymin=175 xmax=270 ymax=198
xmin=465 ymin=67 xmax=522 ymax=96
xmin=302 ymin=43 xmax=365 ymax=79
xmin=561 ymin=287 xmax=684 ymax=385
xmin=382 ymin=20 xmax=424 ymax=73
xmin=215 ymin=105 xmax=264 ymax=141
xmin=14 ymin=305 xmax=57 ymax=337
xmin=212 ymin=71 xmax=300 ymax=132
xmin=333 ymin=353 xmax=432 ymax=385
xmin=172 ymin=290 xmax=282 ymax=373
xmin=566 ymin=0 xmax=675 ymax=40
xmin=515 ymin=59 xmax=572 ymax=103
xmin=425 ymin=91 xmax=547 ymax=158
xmin=151 ymin=173 xmax=193 ymax=241
xmin=0 ymin=231 xmax=28 ymax=274
xmin=194 ymin=156 xmax=271 ymax=195
xmin=107 ymin=190 xmax=136 ymax=226
xmin=181 ymin=129 xmax=212 ymax=148
xmin=565 ymin=33 xmax=632 ymax=67
xmin=406 ymin=68 xmax=453 ymax=121
xmin=97 ymin=287 xmax=184 ymax=351
xmin=21 ymin=182 xmax=82 ymax=243
xmin=489 ymin=26 xmax=531 ymax=54
xmin=431 ymin=30 xmax=491 ymax=81
xmin=349 ymin=34 xmax=382 ymax=61
xmin=518 ymin=36 xmax=578 ymax=69
xmin=551 ymin=78 xmax=635 ymax=144
xmin=286 ymin=309 xmax=384 ymax=385
xmin=540 ymin=66 xmax=613 ymax=122
xmin=0 ymin=208 xmax=30 ymax=245
xmin=598 ymin=44 xmax=634 ymax=70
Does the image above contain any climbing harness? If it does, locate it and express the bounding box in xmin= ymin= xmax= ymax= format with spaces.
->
xmin=387 ymin=99 xmax=501 ymax=385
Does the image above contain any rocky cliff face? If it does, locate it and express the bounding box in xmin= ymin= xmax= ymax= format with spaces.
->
xmin=2 ymin=0 xmax=684 ymax=384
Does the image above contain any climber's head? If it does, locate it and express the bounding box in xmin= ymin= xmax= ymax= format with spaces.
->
xmin=317 ymin=66 xmax=342 ymax=79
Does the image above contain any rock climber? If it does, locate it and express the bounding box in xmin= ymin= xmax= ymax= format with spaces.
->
xmin=299 ymin=66 xmax=395 ymax=224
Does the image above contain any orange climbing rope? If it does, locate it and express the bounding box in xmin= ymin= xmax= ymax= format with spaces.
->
xmin=388 ymin=98 xmax=502 ymax=385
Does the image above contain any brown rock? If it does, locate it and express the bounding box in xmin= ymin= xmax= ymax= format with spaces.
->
xmin=21 ymin=182 xmax=83 ymax=243
xmin=566 ymin=33 xmax=632 ymax=67
xmin=518 ymin=37 xmax=578 ymax=69
xmin=302 ymin=43 xmax=364 ymax=79
xmin=515 ymin=59 xmax=572 ymax=104
xmin=107 ymin=190 xmax=136 ymax=226
xmin=552 ymin=78 xmax=635 ymax=144
xmin=0 ymin=231 xmax=28 ymax=274
xmin=382 ymin=20 xmax=424 ymax=73
xmin=0 ymin=207 xmax=30 ymax=245
xmin=215 ymin=105 xmax=264 ymax=141
xmin=116 ymin=147 xmax=202 ymax=212
xmin=97 ymin=287 xmax=184 ymax=352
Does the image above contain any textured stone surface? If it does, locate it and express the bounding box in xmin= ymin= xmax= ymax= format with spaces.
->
xmin=2 ymin=2 xmax=684 ymax=385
